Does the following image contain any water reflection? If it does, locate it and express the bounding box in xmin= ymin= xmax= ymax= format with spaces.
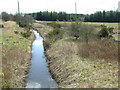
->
xmin=26 ymin=30 xmax=57 ymax=88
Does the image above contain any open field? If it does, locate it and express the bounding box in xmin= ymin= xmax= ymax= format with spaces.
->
xmin=57 ymin=21 xmax=119 ymax=29
xmin=34 ymin=21 xmax=118 ymax=88
xmin=2 ymin=21 xmax=33 ymax=88
xmin=36 ymin=21 xmax=119 ymax=29
xmin=85 ymin=22 xmax=119 ymax=28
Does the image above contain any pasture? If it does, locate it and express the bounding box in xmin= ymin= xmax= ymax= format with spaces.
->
xmin=85 ymin=22 xmax=119 ymax=28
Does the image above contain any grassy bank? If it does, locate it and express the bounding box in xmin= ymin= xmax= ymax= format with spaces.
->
xmin=0 ymin=20 xmax=2 ymax=88
xmin=46 ymin=40 xmax=118 ymax=88
xmin=34 ymin=21 xmax=118 ymax=88
xmin=2 ymin=21 xmax=34 ymax=88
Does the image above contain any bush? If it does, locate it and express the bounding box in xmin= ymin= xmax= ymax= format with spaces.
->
xmin=0 ymin=24 xmax=4 ymax=28
xmin=21 ymin=30 xmax=32 ymax=39
xmin=14 ymin=30 xmax=19 ymax=34
xmin=69 ymin=22 xmax=96 ymax=44
xmin=46 ymin=27 xmax=63 ymax=44
xmin=17 ymin=21 xmax=32 ymax=29
xmin=15 ymin=14 xmax=33 ymax=29
xmin=107 ymin=27 xmax=114 ymax=34
xmin=69 ymin=22 xmax=80 ymax=40
xmin=47 ymin=29 xmax=60 ymax=37
xmin=98 ymin=25 xmax=109 ymax=38
xmin=108 ymin=35 xmax=113 ymax=38
xmin=1 ymin=12 xmax=10 ymax=21
xmin=47 ymin=22 xmax=61 ymax=29
xmin=45 ymin=22 xmax=63 ymax=49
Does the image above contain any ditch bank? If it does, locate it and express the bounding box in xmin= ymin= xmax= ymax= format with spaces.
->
xmin=42 ymin=34 xmax=118 ymax=88
xmin=2 ymin=21 xmax=34 ymax=88
xmin=35 ymin=29 xmax=72 ymax=88
xmin=35 ymin=22 xmax=118 ymax=88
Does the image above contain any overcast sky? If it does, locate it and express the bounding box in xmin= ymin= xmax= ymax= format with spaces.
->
xmin=0 ymin=0 xmax=120 ymax=14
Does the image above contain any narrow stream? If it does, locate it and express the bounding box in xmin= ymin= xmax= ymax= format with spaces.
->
xmin=26 ymin=30 xmax=57 ymax=88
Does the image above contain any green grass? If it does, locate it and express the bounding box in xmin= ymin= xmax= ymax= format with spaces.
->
xmin=46 ymin=39 xmax=118 ymax=88
xmin=47 ymin=21 xmax=119 ymax=29
xmin=55 ymin=21 xmax=119 ymax=28
xmin=2 ymin=26 xmax=29 ymax=49
xmin=2 ymin=21 xmax=33 ymax=88
xmin=85 ymin=22 xmax=119 ymax=28
xmin=42 ymin=21 xmax=118 ymax=88
xmin=33 ymin=21 xmax=118 ymax=88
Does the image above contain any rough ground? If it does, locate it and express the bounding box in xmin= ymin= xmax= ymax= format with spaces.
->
xmin=34 ymin=21 xmax=118 ymax=88
xmin=2 ymin=21 xmax=34 ymax=88
xmin=46 ymin=40 xmax=118 ymax=88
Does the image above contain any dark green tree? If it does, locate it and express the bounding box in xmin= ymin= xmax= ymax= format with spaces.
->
xmin=98 ymin=25 xmax=109 ymax=37
xmin=1 ymin=12 xmax=10 ymax=21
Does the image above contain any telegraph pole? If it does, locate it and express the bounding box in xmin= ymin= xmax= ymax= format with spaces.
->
xmin=75 ymin=2 xmax=78 ymax=21
xmin=17 ymin=0 xmax=21 ymax=24
xmin=75 ymin=2 xmax=77 ymax=14
xmin=118 ymin=1 xmax=120 ymax=35
xmin=118 ymin=1 xmax=120 ymax=12
xmin=18 ymin=0 xmax=20 ymax=14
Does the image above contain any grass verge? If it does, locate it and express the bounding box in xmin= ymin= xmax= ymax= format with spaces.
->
xmin=2 ymin=21 xmax=34 ymax=88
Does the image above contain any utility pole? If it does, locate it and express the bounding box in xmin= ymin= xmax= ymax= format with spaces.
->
xmin=118 ymin=1 xmax=120 ymax=35
xmin=118 ymin=1 xmax=120 ymax=12
xmin=17 ymin=0 xmax=21 ymax=24
xmin=75 ymin=2 xmax=78 ymax=21
xmin=75 ymin=2 xmax=77 ymax=14
xmin=18 ymin=0 xmax=20 ymax=14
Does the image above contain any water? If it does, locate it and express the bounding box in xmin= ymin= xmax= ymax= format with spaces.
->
xmin=26 ymin=30 xmax=57 ymax=88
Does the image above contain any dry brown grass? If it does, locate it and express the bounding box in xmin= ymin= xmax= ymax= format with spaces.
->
xmin=46 ymin=39 xmax=118 ymax=88
xmin=4 ymin=21 xmax=16 ymax=28
xmin=2 ymin=21 xmax=33 ymax=88
xmin=2 ymin=46 xmax=31 ymax=87
xmin=0 ymin=25 xmax=2 ymax=88
xmin=78 ymin=40 xmax=118 ymax=61
xmin=34 ymin=21 xmax=118 ymax=88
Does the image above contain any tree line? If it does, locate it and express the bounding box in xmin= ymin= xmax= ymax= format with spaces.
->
xmin=31 ymin=11 xmax=84 ymax=21
xmin=1 ymin=10 xmax=120 ymax=22
xmin=84 ymin=10 xmax=120 ymax=22
xmin=30 ymin=10 xmax=120 ymax=22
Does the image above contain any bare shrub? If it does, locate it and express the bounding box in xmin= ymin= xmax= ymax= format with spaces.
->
xmin=77 ymin=40 xmax=118 ymax=61
xmin=68 ymin=22 xmax=96 ymax=44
